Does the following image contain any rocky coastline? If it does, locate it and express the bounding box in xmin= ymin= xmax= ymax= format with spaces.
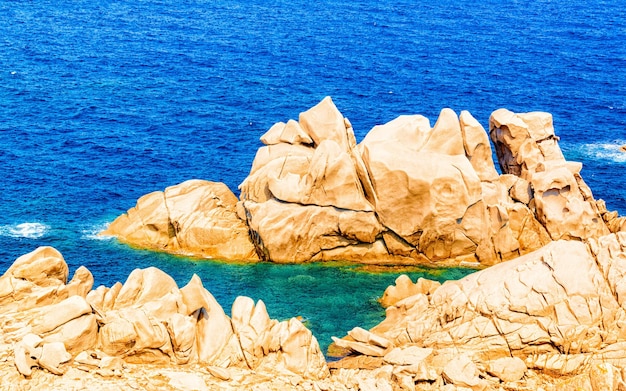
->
xmin=2 ymin=99 xmax=626 ymax=390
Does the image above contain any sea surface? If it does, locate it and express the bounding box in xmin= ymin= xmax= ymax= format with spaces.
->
xmin=0 ymin=0 xmax=624 ymax=353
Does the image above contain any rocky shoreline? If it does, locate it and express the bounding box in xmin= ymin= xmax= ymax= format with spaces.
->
xmin=3 ymin=99 xmax=626 ymax=390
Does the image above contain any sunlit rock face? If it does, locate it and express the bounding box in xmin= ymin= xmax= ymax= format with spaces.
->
xmin=101 ymin=179 xmax=259 ymax=261
xmin=1 ymin=246 xmax=328 ymax=383
xmin=330 ymin=233 xmax=626 ymax=390
xmin=102 ymin=98 xmax=624 ymax=266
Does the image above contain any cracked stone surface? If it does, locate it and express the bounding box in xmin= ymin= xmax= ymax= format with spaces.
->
xmin=102 ymin=99 xmax=624 ymax=266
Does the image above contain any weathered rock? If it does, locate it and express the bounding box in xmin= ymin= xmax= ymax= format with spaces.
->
xmin=30 ymin=296 xmax=92 ymax=335
xmin=0 ymin=247 xmax=329 ymax=384
xmin=244 ymin=199 xmax=385 ymax=263
xmin=360 ymin=109 xmax=485 ymax=262
xmin=42 ymin=313 xmax=98 ymax=354
xmin=4 ymin=246 xmax=68 ymax=287
xmin=206 ymin=365 xmax=231 ymax=381
xmin=266 ymin=139 xmax=373 ymax=211
xmin=347 ymin=327 xmax=390 ymax=349
xmin=38 ymin=342 xmax=72 ymax=375
xmin=101 ymin=100 xmax=623 ymax=269
xmin=299 ymin=96 xmax=353 ymax=151
xmin=101 ymin=180 xmax=259 ymax=261
xmin=490 ymin=109 xmax=610 ymax=241
xmin=260 ymin=119 xmax=314 ymax=146
xmin=63 ymin=266 xmax=94 ymax=298
xmin=383 ymin=346 xmax=433 ymax=366
xmin=460 ymin=110 xmax=500 ymax=182
xmin=486 ymin=356 xmax=526 ymax=382
xmin=14 ymin=343 xmax=38 ymax=377
xmin=380 ymin=275 xmax=441 ymax=308
xmin=442 ymin=355 xmax=481 ymax=388
xmin=333 ymin=232 xmax=626 ymax=390
xmin=330 ymin=337 xmax=387 ymax=357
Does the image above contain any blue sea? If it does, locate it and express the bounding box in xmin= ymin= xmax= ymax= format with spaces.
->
xmin=0 ymin=0 xmax=624 ymax=353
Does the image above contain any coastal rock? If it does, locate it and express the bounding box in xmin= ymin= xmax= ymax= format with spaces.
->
xmin=490 ymin=109 xmax=610 ymax=241
xmin=441 ymin=355 xmax=482 ymax=388
xmin=101 ymin=179 xmax=259 ymax=261
xmin=239 ymin=97 xmax=384 ymax=263
xmin=360 ymin=109 xmax=484 ymax=262
xmin=260 ymin=119 xmax=314 ymax=146
xmin=459 ymin=110 xmax=500 ymax=182
xmin=101 ymin=100 xmax=624 ymax=268
xmin=0 ymin=247 xmax=328 ymax=384
xmin=379 ymin=275 xmax=440 ymax=308
xmin=332 ymin=233 xmax=626 ymax=389
xmin=243 ymin=198 xmax=386 ymax=263
xmin=6 ymin=234 xmax=626 ymax=389
xmin=486 ymin=356 xmax=527 ymax=382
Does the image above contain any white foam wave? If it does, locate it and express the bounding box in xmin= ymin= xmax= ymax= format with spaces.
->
xmin=580 ymin=142 xmax=626 ymax=163
xmin=0 ymin=222 xmax=50 ymax=239
xmin=81 ymin=222 xmax=114 ymax=240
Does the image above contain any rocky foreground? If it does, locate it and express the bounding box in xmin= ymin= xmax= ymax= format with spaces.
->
xmin=102 ymin=97 xmax=625 ymax=266
xmin=4 ymin=236 xmax=626 ymax=390
xmin=4 ymin=100 xmax=626 ymax=389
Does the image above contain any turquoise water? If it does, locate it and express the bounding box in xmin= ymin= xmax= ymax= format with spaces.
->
xmin=89 ymin=241 xmax=475 ymax=353
xmin=0 ymin=0 xmax=624 ymax=353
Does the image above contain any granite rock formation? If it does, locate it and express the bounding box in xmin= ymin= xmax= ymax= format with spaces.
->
xmin=102 ymin=179 xmax=259 ymax=261
xmin=103 ymin=98 xmax=624 ymax=267
xmin=6 ymin=239 xmax=626 ymax=389
xmin=330 ymin=232 xmax=626 ymax=390
xmin=0 ymin=246 xmax=327 ymax=389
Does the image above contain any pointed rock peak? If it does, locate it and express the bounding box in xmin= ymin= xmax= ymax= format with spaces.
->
xmin=260 ymin=120 xmax=314 ymax=146
xmin=114 ymin=266 xmax=179 ymax=309
xmin=298 ymin=96 xmax=350 ymax=150
xmin=231 ymin=296 xmax=255 ymax=326
xmin=283 ymin=119 xmax=314 ymax=145
xmin=186 ymin=273 xmax=203 ymax=287
xmin=260 ymin=122 xmax=286 ymax=145
xmin=459 ymin=110 xmax=480 ymax=129
xmin=459 ymin=110 xmax=499 ymax=182
xmin=425 ymin=108 xmax=464 ymax=155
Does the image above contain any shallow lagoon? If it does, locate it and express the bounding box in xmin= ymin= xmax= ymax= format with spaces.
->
xmin=84 ymin=239 xmax=476 ymax=354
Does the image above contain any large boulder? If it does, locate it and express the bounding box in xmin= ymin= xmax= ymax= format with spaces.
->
xmin=101 ymin=179 xmax=259 ymax=261
xmin=240 ymin=97 xmax=385 ymax=263
xmin=360 ymin=109 xmax=486 ymax=262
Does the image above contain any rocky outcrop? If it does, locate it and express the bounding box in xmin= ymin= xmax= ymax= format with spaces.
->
xmin=490 ymin=109 xmax=611 ymax=241
xmin=102 ymin=98 xmax=624 ymax=267
xmin=0 ymin=246 xmax=327 ymax=387
xmin=330 ymin=232 xmax=626 ymax=390
xmin=7 ymin=238 xmax=626 ymax=389
xmin=102 ymin=179 xmax=259 ymax=261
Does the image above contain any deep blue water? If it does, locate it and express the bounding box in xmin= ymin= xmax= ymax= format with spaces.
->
xmin=0 ymin=0 xmax=624 ymax=353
